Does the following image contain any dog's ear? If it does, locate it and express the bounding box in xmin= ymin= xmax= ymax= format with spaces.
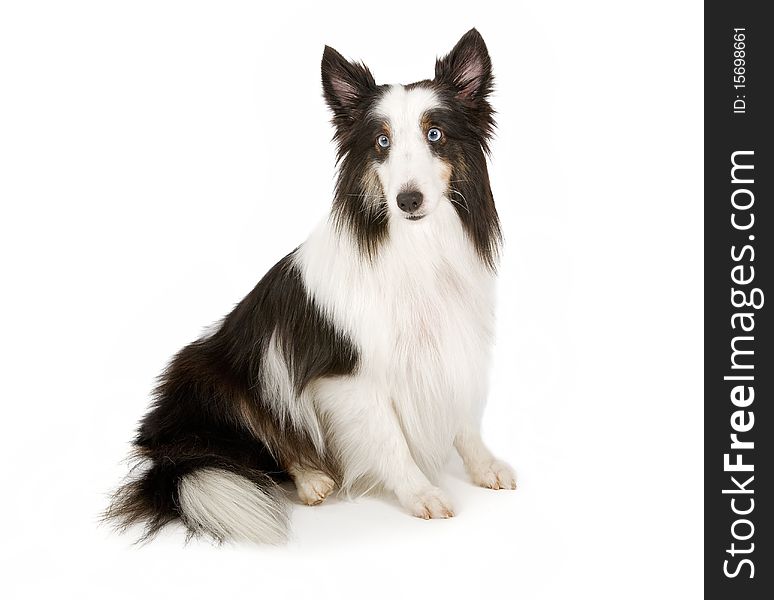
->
xmin=322 ymin=46 xmax=376 ymax=122
xmin=434 ymin=28 xmax=493 ymax=104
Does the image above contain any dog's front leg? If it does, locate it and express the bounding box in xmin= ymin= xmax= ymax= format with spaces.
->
xmin=316 ymin=377 xmax=454 ymax=519
xmin=454 ymin=423 xmax=517 ymax=490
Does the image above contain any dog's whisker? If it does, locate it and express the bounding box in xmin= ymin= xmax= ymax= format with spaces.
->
xmin=358 ymin=199 xmax=387 ymax=217
xmin=449 ymin=198 xmax=470 ymax=213
xmin=447 ymin=188 xmax=470 ymax=213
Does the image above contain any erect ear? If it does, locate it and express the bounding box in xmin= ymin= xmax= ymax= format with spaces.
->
xmin=434 ymin=28 xmax=493 ymax=103
xmin=321 ymin=45 xmax=376 ymax=121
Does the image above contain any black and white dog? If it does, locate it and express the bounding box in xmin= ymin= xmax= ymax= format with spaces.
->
xmin=107 ymin=28 xmax=516 ymax=544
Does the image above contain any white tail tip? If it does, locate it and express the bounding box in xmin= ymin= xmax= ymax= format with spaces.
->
xmin=178 ymin=468 xmax=289 ymax=544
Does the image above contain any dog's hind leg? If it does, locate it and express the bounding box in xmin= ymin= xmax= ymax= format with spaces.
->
xmin=287 ymin=463 xmax=336 ymax=506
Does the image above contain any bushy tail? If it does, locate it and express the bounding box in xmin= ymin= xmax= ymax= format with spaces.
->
xmin=104 ymin=449 xmax=289 ymax=544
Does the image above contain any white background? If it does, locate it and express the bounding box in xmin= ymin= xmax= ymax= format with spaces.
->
xmin=0 ymin=1 xmax=703 ymax=598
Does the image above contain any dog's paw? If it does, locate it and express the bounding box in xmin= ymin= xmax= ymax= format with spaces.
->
xmin=469 ymin=459 xmax=517 ymax=490
xmin=293 ymin=469 xmax=336 ymax=506
xmin=404 ymin=487 xmax=455 ymax=519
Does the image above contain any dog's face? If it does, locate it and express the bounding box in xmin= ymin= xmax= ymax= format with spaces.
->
xmin=322 ymin=29 xmax=495 ymax=228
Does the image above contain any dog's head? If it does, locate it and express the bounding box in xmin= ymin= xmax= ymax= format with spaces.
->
xmin=322 ymin=29 xmax=500 ymax=265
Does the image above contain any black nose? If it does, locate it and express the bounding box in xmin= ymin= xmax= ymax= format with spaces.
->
xmin=397 ymin=190 xmax=424 ymax=214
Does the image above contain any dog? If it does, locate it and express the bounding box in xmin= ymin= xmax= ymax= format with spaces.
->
xmin=106 ymin=28 xmax=516 ymax=544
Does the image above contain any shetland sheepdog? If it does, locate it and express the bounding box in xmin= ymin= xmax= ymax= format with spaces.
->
xmin=107 ymin=28 xmax=516 ymax=544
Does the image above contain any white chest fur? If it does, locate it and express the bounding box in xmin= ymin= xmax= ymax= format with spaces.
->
xmin=296 ymin=202 xmax=496 ymax=478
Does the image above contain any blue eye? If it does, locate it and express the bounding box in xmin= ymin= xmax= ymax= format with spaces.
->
xmin=377 ymin=134 xmax=390 ymax=148
xmin=427 ymin=128 xmax=442 ymax=142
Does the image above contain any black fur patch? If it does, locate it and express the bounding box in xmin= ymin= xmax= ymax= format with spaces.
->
xmin=419 ymin=102 xmax=501 ymax=269
xmin=322 ymin=46 xmax=391 ymax=258
xmin=105 ymin=252 xmax=357 ymax=540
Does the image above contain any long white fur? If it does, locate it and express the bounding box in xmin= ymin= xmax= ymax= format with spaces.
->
xmin=178 ymin=468 xmax=289 ymax=544
xmin=295 ymin=85 xmax=503 ymax=517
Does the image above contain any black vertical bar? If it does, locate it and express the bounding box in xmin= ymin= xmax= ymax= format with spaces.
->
xmin=706 ymin=3 xmax=772 ymax=598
